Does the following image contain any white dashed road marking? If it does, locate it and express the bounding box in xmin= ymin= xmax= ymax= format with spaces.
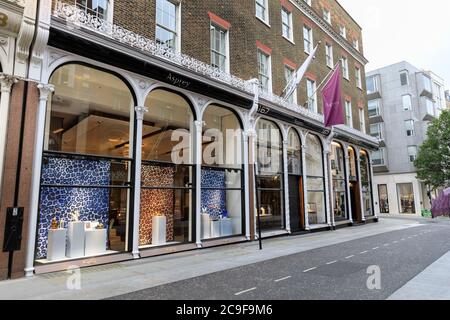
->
xmin=274 ymin=276 xmax=292 ymax=282
xmin=303 ymin=267 xmax=317 ymax=273
xmin=360 ymin=251 xmax=368 ymax=254
xmin=345 ymin=255 xmax=355 ymax=259
xmin=235 ymin=287 xmax=257 ymax=296
xmin=373 ymin=247 xmax=379 ymax=250
xmin=326 ymin=260 xmax=338 ymax=265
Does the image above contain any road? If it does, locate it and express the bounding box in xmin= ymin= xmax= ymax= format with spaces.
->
xmin=110 ymin=221 xmax=450 ymax=300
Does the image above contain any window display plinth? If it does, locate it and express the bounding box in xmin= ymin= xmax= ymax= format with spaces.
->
xmin=152 ymin=216 xmax=167 ymax=246
xmin=47 ymin=229 xmax=67 ymax=261
xmin=85 ymin=229 xmax=107 ymax=256
xmin=67 ymin=221 xmax=86 ymax=258
xmin=220 ymin=218 xmax=233 ymax=237
xmin=201 ymin=213 xmax=211 ymax=239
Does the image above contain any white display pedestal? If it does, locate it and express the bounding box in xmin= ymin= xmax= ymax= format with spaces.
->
xmin=211 ymin=220 xmax=221 ymax=238
xmin=220 ymin=218 xmax=233 ymax=237
xmin=152 ymin=216 xmax=167 ymax=245
xmin=67 ymin=221 xmax=85 ymax=258
xmin=85 ymin=229 xmax=107 ymax=256
xmin=201 ymin=214 xmax=211 ymax=239
xmin=47 ymin=229 xmax=67 ymax=261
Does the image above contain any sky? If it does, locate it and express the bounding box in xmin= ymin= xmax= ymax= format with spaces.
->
xmin=338 ymin=0 xmax=450 ymax=87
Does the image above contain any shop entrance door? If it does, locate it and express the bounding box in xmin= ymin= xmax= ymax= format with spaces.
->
xmin=350 ymin=182 xmax=361 ymax=222
xmin=288 ymin=175 xmax=304 ymax=232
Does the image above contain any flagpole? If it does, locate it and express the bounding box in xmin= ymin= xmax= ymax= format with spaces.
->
xmin=303 ymin=60 xmax=341 ymax=108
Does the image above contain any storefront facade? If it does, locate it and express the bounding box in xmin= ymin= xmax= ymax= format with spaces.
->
xmin=0 ymin=1 xmax=379 ymax=278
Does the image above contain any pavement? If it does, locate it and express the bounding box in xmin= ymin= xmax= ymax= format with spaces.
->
xmin=0 ymin=216 xmax=449 ymax=300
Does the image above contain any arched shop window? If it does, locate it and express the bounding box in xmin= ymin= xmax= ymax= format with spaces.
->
xmin=287 ymin=129 xmax=304 ymax=231
xmin=256 ymin=119 xmax=284 ymax=231
xmin=287 ymin=129 xmax=301 ymax=175
xmin=331 ymin=142 xmax=348 ymax=221
xmin=139 ymin=89 xmax=195 ymax=247
xmin=305 ymin=133 xmax=326 ymax=225
xmin=348 ymin=147 xmax=357 ymax=182
xmin=201 ymin=105 xmax=244 ymax=240
xmin=360 ymin=150 xmax=374 ymax=217
xmin=38 ymin=63 xmax=135 ymax=262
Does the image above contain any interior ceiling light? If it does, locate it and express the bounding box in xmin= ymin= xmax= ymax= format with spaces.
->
xmin=52 ymin=128 xmax=64 ymax=134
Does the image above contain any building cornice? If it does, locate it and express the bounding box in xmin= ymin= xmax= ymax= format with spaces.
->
xmin=289 ymin=0 xmax=369 ymax=66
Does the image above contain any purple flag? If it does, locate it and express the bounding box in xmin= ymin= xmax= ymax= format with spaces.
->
xmin=322 ymin=66 xmax=345 ymax=128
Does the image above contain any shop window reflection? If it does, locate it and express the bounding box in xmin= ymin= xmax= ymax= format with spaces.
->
xmin=331 ymin=142 xmax=348 ymax=221
xmin=306 ymin=134 xmax=326 ymax=225
xmin=360 ymin=150 xmax=374 ymax=217
xmin=201 ymin=105 xmax=244 ymax=240
xmin=37 ymin=63 xmax=134 ymax=263
xmin=139 ymin=89 xmax=195 ymax=247
xmin=256 ymin=119 xmax=284 ymax=231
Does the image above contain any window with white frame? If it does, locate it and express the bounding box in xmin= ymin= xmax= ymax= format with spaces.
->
xmin=359 ymin=109 xmax=366 ymax=133
xmin=76 ymin=0 xmax=110 ymax=20
xmin=325 ymin=43 xmax=333 ymax=68
xmin=368 ymin=99 xmax=381 ymax=118
xmin=255 ymin=0 xmax=269 ymax=23
xmin=284 ymin=65 xmax=297 ymax=103
xmin=355 ymin=67 xmax=362 ymax=88
xmin=407 ymin=146 xmax=418 ymax=163
xmin=402 ymin=95 xmax=412 ymax=111
xmin=345 ymin=100 xmax=352 ymax=127
xmin=341 ymin=56 xmax=349 ymax=79
xmin=339 ymin=25 xmax=346 ymax=38
xmin=323 ymin=9 xmax=331 ymax=24
xmin=372 ymin=148 xmax=385 ymax=166
xmin=405 ymin=120 xmax=415 ymax=137
xmin=281 ymin=8 xmax=293 ymax=41
xmin=352 ymin=38 xmax=359 ymax=51
xmin=210 ymin=24 xmax=228 ymax=72
xmin=370 ymin=123 xmax=383 ymax=140
xmin=258 ymin=50 xmax=271 ymax=93
xmin=433 ymin=82 xmax=443 ymax=109
xmin=306 ymin=78 xmax=317 ymax=112
xmin=425 ymin=98 xmax=434 ymax=116
xmin=422 ymin=74 xmax=432 ymax=92
xmin=400 ymin=70 xmax=409 ymax=86
xmin=156 ymin=0 xmax=179 ymax=50
xmin=303 ymin=25 xmax=313 ymax=54
xmin=366 ymin=75 xmax=379 ymax=94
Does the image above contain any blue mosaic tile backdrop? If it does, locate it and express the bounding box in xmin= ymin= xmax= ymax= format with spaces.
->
xmin=37 ymin=158 xmax=111 ymax=259
xmin=201 ymin=169 xmax=226 ymax=219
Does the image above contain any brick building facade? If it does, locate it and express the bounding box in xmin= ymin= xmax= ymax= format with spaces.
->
xmin=0 ymin=0 xmax=378 ymax=279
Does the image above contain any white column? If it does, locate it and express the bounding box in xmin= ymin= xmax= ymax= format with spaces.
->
xmin=323 ymin=141 xmax=333 ymax=228
xmin=0 ymin=74 xmax=17 ymax=190
xmin=282 ymin=139 xmax=291 ymax=233
xmin=25 ymin=83 xmax=54 ymax=277
xmin=301 ymin=142 xmax=310 ymax=230
xmin=343 ymin=143 xmax=353 ymax=223
xmin=356 ymin=147 xmax=366 ymax=222
xmin=131 ymin=105 xmax=148 ymax=259
xmin=194 ymin=120 xmax=203 ymax=247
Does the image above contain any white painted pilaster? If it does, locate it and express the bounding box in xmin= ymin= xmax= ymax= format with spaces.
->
xmin=131 ymin=105 xmax=148 ymax=259
xmin=356 ymin=147 xmax=366 ymax=222
xmin=25 ymin=83 xmax=54 ymax=277
xmin=300 ymin=137 xmax=309 ymax=230
xmin=194 ymin=120 xmax=204 ymax=247
xmin=323 ymin=140 xmax=334 ymax=228
xmin=343 ymin=143 xmax=353 ymax=223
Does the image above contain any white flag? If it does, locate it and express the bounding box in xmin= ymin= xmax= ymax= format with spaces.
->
xmin=283 ymin=44 xmax=318 ymax=101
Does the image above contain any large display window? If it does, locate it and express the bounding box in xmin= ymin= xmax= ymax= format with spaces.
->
xmin=256 ymin=119 xmax=284 ymax=231
xmin=397 ymin=183 xmax=415 ymax=214
xmin=331 ymin=142 xmax=348 ymax=221
xmin=139 ymin=89 xmax=195 ymax=247
xmin=287 ymin=129 xmax=304 ymax=231
xmin=378 ymin=184 xmax=389 ymax=214
xmin=200 ymin=105 xmax=244 ymax=240
xmin=37 ymin=63 xmax=134 ymax=263
xmin=360 ymin=150 xmax=374 ymax=217
xmin=305 ymin=134 xmax=326 ymax=225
